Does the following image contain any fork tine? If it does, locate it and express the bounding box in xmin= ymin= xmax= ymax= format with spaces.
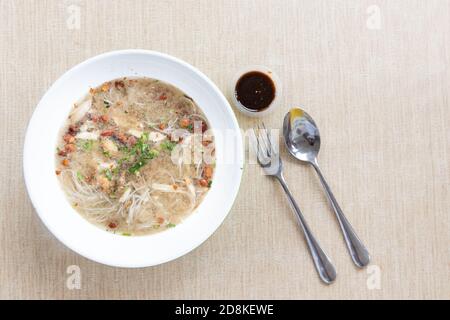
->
xmin=251 ymin=128 xmax=263 ymax=163
xmin=257 ymin=123 xmax=271 ymax=158
xmin=252 ymin=128 xmax=260 ymax=155
xmin=262 ymin=122 xmax=277 ymax=155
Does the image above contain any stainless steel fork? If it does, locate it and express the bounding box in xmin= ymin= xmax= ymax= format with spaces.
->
xmin=253 ymin=124 xmax=337 ymax=284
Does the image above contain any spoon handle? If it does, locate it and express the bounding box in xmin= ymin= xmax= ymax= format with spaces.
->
xmin=276 ymin=173 xmax=337 ymax=284
xmin=311 ymin=159 xmax=371 ymax=268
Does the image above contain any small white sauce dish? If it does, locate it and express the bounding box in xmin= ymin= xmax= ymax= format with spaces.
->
xmin=230 ymin=65 xmax=282 ymax=118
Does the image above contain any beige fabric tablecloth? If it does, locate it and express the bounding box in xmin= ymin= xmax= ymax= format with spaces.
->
xmin=1 ymin=0 xmax=449 ymax=299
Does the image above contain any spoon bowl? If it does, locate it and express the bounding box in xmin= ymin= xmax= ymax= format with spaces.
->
xmin=283 ymin=107 xmax=370 ymax=268
xmin=283 ymin=108 xmax=320 ymax=163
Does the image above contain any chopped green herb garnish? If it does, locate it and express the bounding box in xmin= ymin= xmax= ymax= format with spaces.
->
xmin=208 ymin=180 xmax=212 ymax=188
xmin=112 ymin=166 xmax=120 ymax=175
xmin=118 ymin=155 xmax=130 ymax=166
xmin=76 ymin=171 xmax=84 ymax=181
xmin=104 ymin=169 xmax=113 ymax=181
xmin=160 ymin=140 xmax=177 ymax=152
xmin=128 ymin=160 xmax=146 ymax=174
xmin=103 ymin=99 xmax=111 ymax=108
xmin=141 ymin=132 xmax=149 ymax=141
xmin=103 ymin=150 xmax=111 ymax=158
xmin=127 ymin=133 xmax=159 ymax=174
xmin=119 ymin=145 xmax=130 ymax=153
xmin=122 ymin=232 xmax=131 ymax=236
xmin=187 ymin=124 xmax=194 ymax=131
xmin=79 ymin=140 xmax=94 ymax=151
xmin=166 ymin=223 xmax=176 ymax=228
xmin=148 ymin=149 xmax=159 ymax=158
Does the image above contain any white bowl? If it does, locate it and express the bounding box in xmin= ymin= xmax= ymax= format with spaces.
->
xmin=23 ymin=50 xmax=244 ymax=267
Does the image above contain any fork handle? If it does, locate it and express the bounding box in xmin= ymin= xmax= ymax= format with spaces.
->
xmin=310 ymin=159 xmax=370 ymax=268
xmin=276 ymin=173 xmax=337 ymax=284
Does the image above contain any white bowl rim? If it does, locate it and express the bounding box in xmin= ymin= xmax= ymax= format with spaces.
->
xmin=23 ymin=49 xmax=244 ymax=268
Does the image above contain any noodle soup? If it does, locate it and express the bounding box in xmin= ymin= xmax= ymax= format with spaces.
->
xmin=55 ymin=77 xmax=215 ymax=236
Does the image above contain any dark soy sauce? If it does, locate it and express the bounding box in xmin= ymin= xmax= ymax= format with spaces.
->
xmin=235 ymin=71 xmax=276 ymax=112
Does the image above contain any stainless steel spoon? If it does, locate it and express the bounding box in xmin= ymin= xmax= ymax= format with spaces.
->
xmin=283 ymin=108 xmax=370 ymax=268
